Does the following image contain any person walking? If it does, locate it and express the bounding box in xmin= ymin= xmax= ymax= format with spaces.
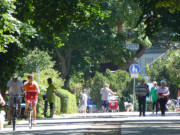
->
xmin=135 ymin=79 xmax=149 ymax=117
xmin=100 ymin=84 xmax=116 ymax=112
xmin=45 ymin=78 xmax=57 ymax=118
xmin=150 ymin=81 xmax=158 ymax=114
xmin=79 ymin=89 xmax=88 ymax=113
xmin=6 ymin=73 xmax=23 ymax=125
xmin=24 ymin=74 xmax=40 ymax=125
xmin=157 ymin=80 xmax=170 ymax=116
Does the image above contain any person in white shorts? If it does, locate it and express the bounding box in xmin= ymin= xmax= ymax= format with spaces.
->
xmin=80 ymin=89 xmax=88 ymax=113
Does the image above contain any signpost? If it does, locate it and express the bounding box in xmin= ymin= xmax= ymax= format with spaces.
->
xmin=129 ymin=64 xmax=140 ymax=111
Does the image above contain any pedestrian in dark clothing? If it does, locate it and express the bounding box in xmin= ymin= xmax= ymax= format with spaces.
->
xmin=135 ymin=79 xmax=149 ymax=117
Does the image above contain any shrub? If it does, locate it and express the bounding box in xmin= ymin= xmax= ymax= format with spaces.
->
xmin=55 ymin=88 xmax=78 ymax=114
xmin=68 ymin=72 xmax=84 ymax=102
xmin=69 ymin=83 xmax=83 ymax=103
xmin=90 ymin=72 xmax=108 ymax=108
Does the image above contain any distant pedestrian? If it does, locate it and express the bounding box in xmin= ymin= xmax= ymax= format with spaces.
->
xmin=135 ymin=79 xmax=149 ymax=116
xmin=79 ymin=89 xmax=88 ymax=113
xmin=150 ymin=81 xmax=158 ymax=114
xmin=100 ymin=84 xmax=116 ymax=112
xmin=45 ymin=78 xmax=57 ymax=118
xmin=157 ymin=80 xmax=170 ymax=116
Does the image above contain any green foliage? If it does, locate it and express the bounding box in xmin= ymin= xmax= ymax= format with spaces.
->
xmin=166 ymin=49 xmax=180 ymax=87
xmin=20 ymin=48 xmax=55 ymax=75
xmin=156 ymin=0 xmax=180 ymax=13
xmin=146 ymin=100 xmax=153 ymax=112
xmin=147 ymin=49 xmax=179 ymax=99
xmin=31 ymin=0 xmax=108 ymax=45
xmin=55 ymin=89 xmax=78 ymax=114
xmin=134 ymin=0 xmax=180 ymax=40
xmin=54 ymin=96 xmax=61 ymax=115
xmin=0 ymin=44 xmax=24 ymax=93
xmin=90 ymin=70 xmax=134 ymax=108
xmin=68 ymin=72 xmax=84 ymax=102
xmin=106 ymin=69 xmax=133 ymax=95
xmin=90 ymin=72 xmax=108 ymax=108
xmin=0 ymin=0 xmax=35 ymax=52
xmin=20 ymin=49 xmax=64 ymax=116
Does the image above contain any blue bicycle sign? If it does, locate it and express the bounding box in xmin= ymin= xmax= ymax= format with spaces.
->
xmin=129 ymin=64 xmax=140 ymax=74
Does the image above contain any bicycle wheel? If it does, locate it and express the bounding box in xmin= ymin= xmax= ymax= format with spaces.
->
xmin=29 ymin=110 xmax=33 ymax=129
xmin=12 ymin=107 xmax=16 ymax=131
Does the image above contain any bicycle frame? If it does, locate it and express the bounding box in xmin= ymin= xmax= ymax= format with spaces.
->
xmin=11 ymin=95 xmax=19 ymax=131
xmin=28 ymin=101 xmax=33 ymax=129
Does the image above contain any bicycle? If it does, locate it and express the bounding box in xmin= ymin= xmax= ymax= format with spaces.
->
xmin=9 ymin=94 xmax=19 ymax=131
xmin=26 ymin=91 xmax=38 ymax=129
xmin=28 ymin=101 xmax=33 ymax=129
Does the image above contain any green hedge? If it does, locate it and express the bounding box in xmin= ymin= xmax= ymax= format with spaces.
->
xmin=54 ymin=95 xmax=61 ymax=115
xmin=55 ymin=88 xmax=78 ymax=114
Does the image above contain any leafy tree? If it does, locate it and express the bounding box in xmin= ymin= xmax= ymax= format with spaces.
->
xmin=134 ymin=0 xmax=180 ymax=40
xmin=147 ymin=54 xmax=179 ymax=99
xmin=0 ymin=0 xmax=35 ymax=93
xmin=0 ymin=0 xmax=35 ymax=52
xmin=166 ymin=48 xmax=180 ymax=88
xmin=20 ymin=48 xmax=55 ymax=76
xmin=156 ymin=0 xmax=180 ymax=13
xmin=0 ymin=44 xmax=24 ymax=93
xmin=53 ymin=0 xmax=152 ymax=82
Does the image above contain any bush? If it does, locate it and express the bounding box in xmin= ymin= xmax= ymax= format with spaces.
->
xmin=68 ymin=72 xmax=84 ymax=102
xmin=54 ymin=96 xmax=61 ymax=115
xmin=69 ymin=83 xmax=83 ymax=103
xmin=55 ymin=89 xmax=78 ymax=114
xmin=90 ymin=72 xmax=108 ymax=108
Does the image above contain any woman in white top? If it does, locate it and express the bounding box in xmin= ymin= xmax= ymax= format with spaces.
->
xmin=157 ymin=80 xmax=170 ymax=116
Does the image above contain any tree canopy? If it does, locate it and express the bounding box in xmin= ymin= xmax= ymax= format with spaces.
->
xmin=134 ymin=0 xmax=180 ymax=41
xmin=0 ymin=0 xmax=35 ymax=53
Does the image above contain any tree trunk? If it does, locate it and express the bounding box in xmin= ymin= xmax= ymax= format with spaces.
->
xmin=118 ymin=17 xmax=123 ymax=34
xmin=117 ymin=17 xmax=147 ymax=71
xmin=121 ymin=44 xmax=147 ymax=71
xmin=55 ymin=49 xmax=72 ymax=87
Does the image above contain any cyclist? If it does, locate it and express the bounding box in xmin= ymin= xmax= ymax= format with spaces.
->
xmin=6 ymin=73 xmax=23 ymax=125
xmin=24 ymin=74 xmax=40 ymax=125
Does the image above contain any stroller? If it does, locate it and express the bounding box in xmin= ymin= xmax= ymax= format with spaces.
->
xmin=107 ymin=94 xmax=119 ymax=112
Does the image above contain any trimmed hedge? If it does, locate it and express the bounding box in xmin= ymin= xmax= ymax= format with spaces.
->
xmin=54 ymin=95 xmax=61 ymax=115
xmin=55 ymin=88 xmax=78 ymax=114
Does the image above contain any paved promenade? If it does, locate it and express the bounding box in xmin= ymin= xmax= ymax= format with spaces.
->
xmin=1 ymin=112 xmax=180 ymax=135
xmin=121 ymin=112 xmax=180 ymax=135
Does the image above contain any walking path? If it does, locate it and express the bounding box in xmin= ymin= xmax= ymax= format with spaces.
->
xmin=121 ymin=112 xmax=180 ymax=135
xmin=1 ymin=112 xmax=180 ymax=135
